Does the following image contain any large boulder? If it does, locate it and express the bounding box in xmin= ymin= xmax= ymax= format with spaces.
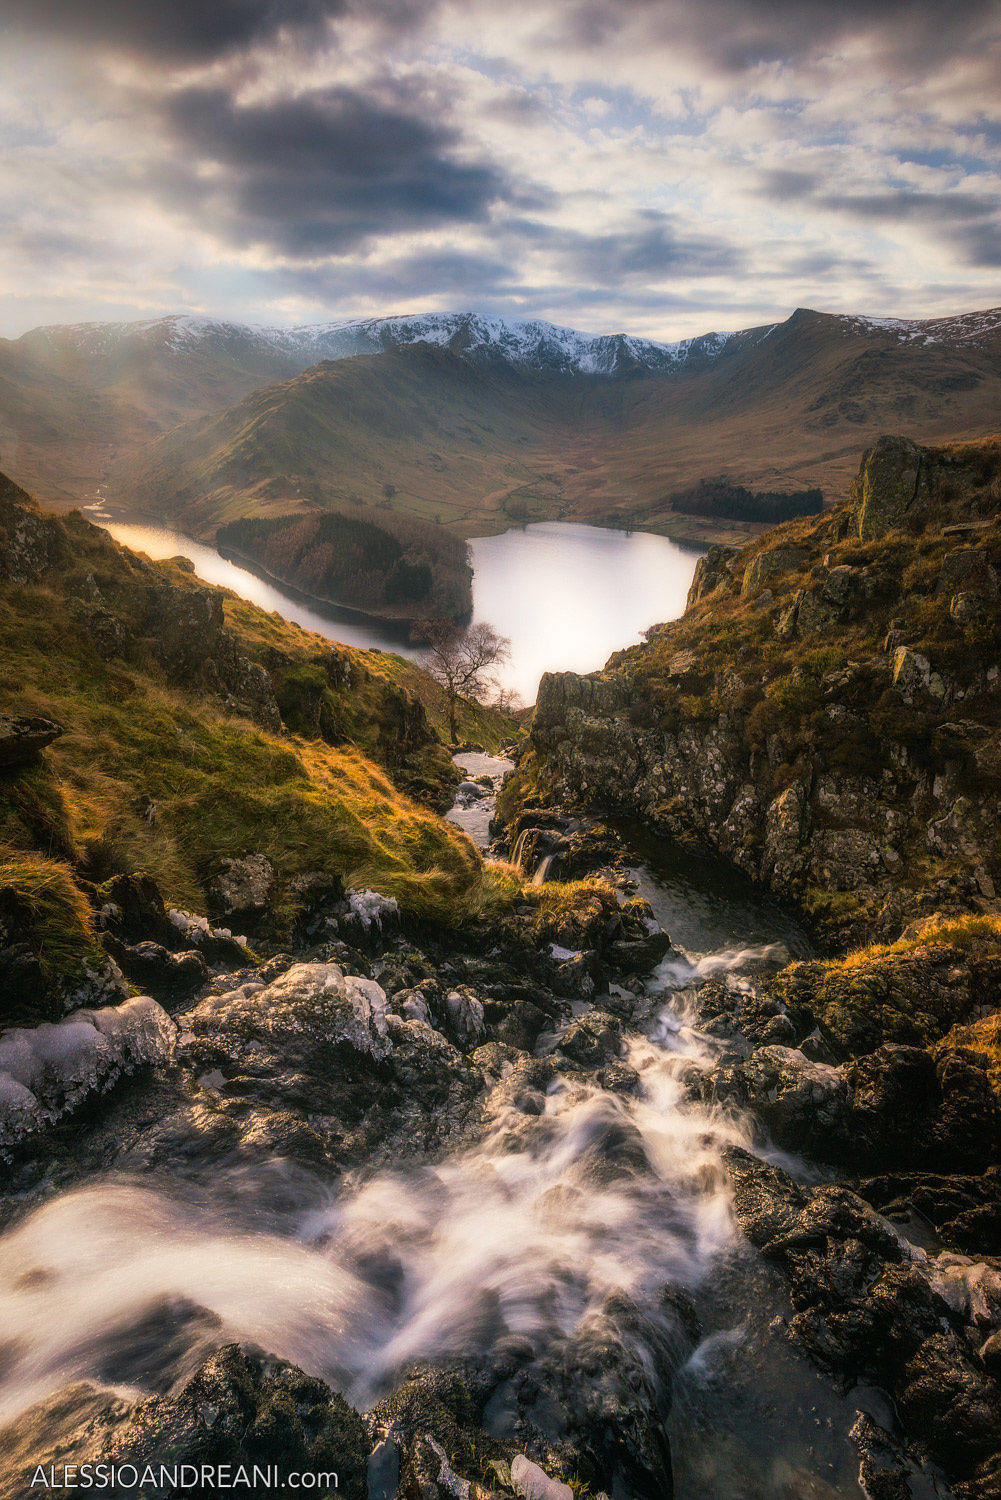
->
xmin=0 ymin=715 xmax=62 ymax=768
xmin=850 ymin=435 xmax=925 ymax=541
xmin=0 ymin=1346 xmax=368 ymax=1499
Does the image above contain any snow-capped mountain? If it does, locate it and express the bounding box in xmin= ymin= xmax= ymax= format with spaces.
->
xmin=6 ymin=302 xmax=1001 ymax=513
xmin=12 ymin=308 xmax=759 ymax=381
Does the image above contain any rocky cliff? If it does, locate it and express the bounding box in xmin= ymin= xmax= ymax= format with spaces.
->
xmin=530 ymin=434 xmax=1001 ymax=947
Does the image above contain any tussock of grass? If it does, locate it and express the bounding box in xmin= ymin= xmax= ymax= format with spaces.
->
xmin=0 ymin=846 xmax=105 ymax=987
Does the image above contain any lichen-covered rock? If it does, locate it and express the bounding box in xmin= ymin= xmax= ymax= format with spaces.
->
xmin=0 ymin=715 xmax=62 ymax=768
xmin=741 ymin=543 xmax=808 ymax=597
xmin=686 ymin=543 xmax=735 ymax=607
xmin=209 ymin=852 xmax=275 ymax=923
xmin=851 ymin=435 xmax=924 ymax=540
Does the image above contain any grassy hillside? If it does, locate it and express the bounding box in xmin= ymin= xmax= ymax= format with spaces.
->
xmin=0 ymin=472 xmax=517 ymax=932
xmin=524 ymin=433 xmax=1001 ymax=948
xmin=107 ymin=311 xmax=1001 ymax=547
xmin=217 ymin=508 xmax=473 ymax=623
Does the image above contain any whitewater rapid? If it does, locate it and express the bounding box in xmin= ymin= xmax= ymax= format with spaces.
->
xmin=0 ymin=945 xmax=777 ymax=1428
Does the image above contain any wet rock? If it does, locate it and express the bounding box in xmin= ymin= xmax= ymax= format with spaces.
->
xmin=723 ymin=1147 xmax=1001 ymax=1495
xmin=209 ymin=853 xmax=275 ymax=925
xmin=105 ymin=938 xmax=208 ymax=1003
xmin=705 ymin=1044 xmax=847 ymax=1155
xmin=849 ymin=1412 xmax=923 ymax=1500
xmin=0 ymin=1345 xmax=368 ymax=1499
xmin=0 ymin=714 xmax=62 ymax=768
xmin=557 ymin=1011 xmax=623 ymax=1069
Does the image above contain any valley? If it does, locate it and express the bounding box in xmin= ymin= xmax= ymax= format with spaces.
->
xmin=2 ymin=350 xmax=1001 ymax=1499
xmin=2 ymin=307 xmax=1000 ymax=554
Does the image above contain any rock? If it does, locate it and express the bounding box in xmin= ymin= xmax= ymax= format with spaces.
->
xmin=851 ymin=435 xmax=924 ymax=540
xmin=849 ymin=1412 xmax=922 ymax=1500
xmin=511 ymin=1454 xmax=574 ymax=1500
xmin=189 ymin=962 xmax=391 ymax=1062
xmin=705 ymin=1045 xmax=847 ymax=1155
xmin=167 ymin=907 xmax=250 ymax=964
xmin=0 ymin=995 xmax=175 ymax=1157
xmin=665 ymin=648 xmax=701 ymax=683
xmin=0 ymin=1345 xmax=369 ymax=1499
xmin=0 ymin=714 xmax=62 ymax=768
xmin=104 ymin=939 xmax=208 ymax=1003
xmin=687 ymin=543 xmax=736 ymax=607
xmin=444 ymin=986 xmax=486 ymax=1045
xmin=208 ymin=853 xmax=275 ymax=923
xmin=557 ymin=1011 xmax=623 ymax=1068
xmin=891 ymin=646 xmax=944 ymax=700
xmin=741 ymin=543 xmax=808 ymax=597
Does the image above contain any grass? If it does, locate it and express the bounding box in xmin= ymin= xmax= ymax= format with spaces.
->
xmin=0 ymin=846 xmax=107 ymax=991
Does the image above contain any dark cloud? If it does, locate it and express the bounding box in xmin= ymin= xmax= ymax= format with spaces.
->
xmin=154 ymin=83 xmax=521 ymax=254
xmin=0 ymin=0 xmax=340 ymax=63
xmin=528 ymin=213 xmax=742 ymax=283
xmin=8 ymin=0 xmax=996 ymax=78
xmin=558 ymin=0 xmax=999 ymax=76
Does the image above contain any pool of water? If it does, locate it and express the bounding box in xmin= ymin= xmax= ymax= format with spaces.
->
xmin=93 ymin=511 xmax=700 ymax=704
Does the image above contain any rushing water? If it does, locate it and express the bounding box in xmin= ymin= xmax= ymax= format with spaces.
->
xmin=0 ymin=796 xmax=900 ymax=1498
xmin=91 ymin=510 xmax=699 ymax=703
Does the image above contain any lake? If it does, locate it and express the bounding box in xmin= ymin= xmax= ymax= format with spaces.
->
xmin=94 ymin=511 xmax=701 ymax=704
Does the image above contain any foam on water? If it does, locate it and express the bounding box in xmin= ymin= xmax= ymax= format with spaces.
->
xmin=0 ymin=951 xmax=769 ymax=1426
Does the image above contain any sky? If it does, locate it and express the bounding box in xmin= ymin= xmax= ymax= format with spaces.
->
xmin=0 ymin=0 xmax=999 ymax=340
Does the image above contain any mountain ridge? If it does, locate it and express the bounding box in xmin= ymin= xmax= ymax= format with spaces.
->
xmin=4 ymin=303 xmax=1001 ymax=542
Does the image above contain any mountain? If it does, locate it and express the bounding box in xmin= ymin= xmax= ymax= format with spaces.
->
xmin=105 ymin=305 xmax=1001 ymax=544
xmin=4 ymin=304 xmax=1001 ymax=542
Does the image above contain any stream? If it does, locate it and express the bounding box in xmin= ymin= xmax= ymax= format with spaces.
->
xmin=0 ymin=763 xmax=939 ymax=1497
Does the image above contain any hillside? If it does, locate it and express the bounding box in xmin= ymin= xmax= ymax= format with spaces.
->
xmin=216 ymin=508 xmax=473 ymax=623
xmin=0 ymin=468 xmax=525 ymax=970
xmin=515 ymin=432 xmax=1001 ymax=947
xmin=3 ymin=306 xmax=1001 ymax=546
xmin=105 ymin=307 xmax=1001 ymax=545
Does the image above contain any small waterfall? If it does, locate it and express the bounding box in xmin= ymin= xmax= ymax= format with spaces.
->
xmin=511 ymin=828 xmax=532 ymax=870
xmin=0 ymin=964 xmax=761 ymax=1425
xmin=532 ymin=851 xmax=556 ymax=886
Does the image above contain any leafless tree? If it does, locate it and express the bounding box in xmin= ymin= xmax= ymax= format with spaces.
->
xmin=414 ymin=619 xmax=511 ymax=744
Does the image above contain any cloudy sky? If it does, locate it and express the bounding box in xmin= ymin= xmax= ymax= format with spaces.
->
xmin=1 ymin=0 xmax=999 ymax=339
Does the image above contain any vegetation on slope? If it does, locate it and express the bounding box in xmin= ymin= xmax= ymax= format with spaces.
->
xmin=217 ymin=507 xmax=472 ymax=623
xmin=523 ymin=434 xmax=1001 ymax=950
xmin=103 ymin=311 xmax=1001 ymax=549
xmin=0 ymin=473 xmax=513 ymax=941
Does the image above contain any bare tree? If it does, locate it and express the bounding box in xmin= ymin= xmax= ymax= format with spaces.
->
xmin=414 ymin=619 xmax=511 ymax=744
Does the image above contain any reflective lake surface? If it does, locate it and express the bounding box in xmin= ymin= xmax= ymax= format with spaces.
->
xmin=93 ymin=511 xmax=701 ymax=703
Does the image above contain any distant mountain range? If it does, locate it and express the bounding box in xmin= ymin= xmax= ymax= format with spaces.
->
xmin=2 ymin=305 xmax=1000 ymax=544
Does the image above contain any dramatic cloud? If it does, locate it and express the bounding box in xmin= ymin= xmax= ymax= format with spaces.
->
xmin=0 ymin=0 xmax=999 ymax=336
xmin=154 ymin=83 xmax=518 ymax=254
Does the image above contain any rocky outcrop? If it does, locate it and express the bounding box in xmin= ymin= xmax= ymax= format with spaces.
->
xmin=0 ymin=715 xmax=62 ymax=768
xmin=528 ymin=436 xmax=1001 ymax=944
xmin=850 ymin=434 xmax=926 ymax=540
xmin=724 ymin=1147 xmax=1001 ymax=1499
